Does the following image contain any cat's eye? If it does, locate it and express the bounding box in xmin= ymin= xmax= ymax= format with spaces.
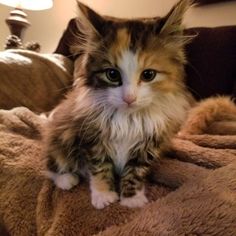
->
xmin=141 ymin=69 xmax=157 ymax=82
xmin=105 ymin=68 xmax=121 ymax=83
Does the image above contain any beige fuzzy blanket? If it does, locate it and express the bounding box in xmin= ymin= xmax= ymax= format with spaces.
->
xmin=0 ymin=98 xmax=236 ymax=236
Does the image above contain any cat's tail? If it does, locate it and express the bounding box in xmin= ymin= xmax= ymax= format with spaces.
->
xmin=178 ymin=96 xmax=236 ymax=135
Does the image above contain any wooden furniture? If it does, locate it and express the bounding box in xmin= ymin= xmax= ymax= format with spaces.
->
xmin=0 ymin=0 xmax=53 ymax=50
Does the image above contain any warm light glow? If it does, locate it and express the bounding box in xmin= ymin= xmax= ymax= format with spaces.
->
xmin=0 ymin=0 xmax=53 ymax=10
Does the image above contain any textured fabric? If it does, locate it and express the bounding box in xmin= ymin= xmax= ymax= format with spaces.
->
xmin=0 ymin=49 xmax=74 ymax=112
xmin=0 ymin=99 xmax=236 ymax=236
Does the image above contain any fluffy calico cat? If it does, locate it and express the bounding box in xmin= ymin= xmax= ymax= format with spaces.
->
xmin=45 ymin=0 xmax=193 ymax=209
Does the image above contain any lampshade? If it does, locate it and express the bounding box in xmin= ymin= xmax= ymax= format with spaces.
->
xmin=0 ymin=0 xmax=53 ymax=10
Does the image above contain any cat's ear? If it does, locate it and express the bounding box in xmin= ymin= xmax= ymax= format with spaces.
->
xmin=159 ymin=0 xmax=193 ymax=36
xmin=77 ymin=1 xmax=105 ymax=35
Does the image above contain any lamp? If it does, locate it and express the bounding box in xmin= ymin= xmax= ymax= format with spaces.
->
xmin=0 ymin=0 xmax=53 ymax=49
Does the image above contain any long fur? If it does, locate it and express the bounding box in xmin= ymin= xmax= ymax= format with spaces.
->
xmin=44 ymin=0 xmax=194 ymax=209
xmin=179 ymin=96 xmax=236 ymax=135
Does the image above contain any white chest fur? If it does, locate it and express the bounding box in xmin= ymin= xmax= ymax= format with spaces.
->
xmin=102 ymin=109 xmax=160 ymax=173
xmin=99 ymin=92 xmax=191 ymax=173
xmin=111 ymin=134 xmax=135 ymax=173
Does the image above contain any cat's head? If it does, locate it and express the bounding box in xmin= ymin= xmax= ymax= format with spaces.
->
xmin=72 ymin=0 xmax=192 ymax=111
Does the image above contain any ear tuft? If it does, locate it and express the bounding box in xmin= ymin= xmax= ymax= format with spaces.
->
xmin=76 ymin=1 xmax=104 ymax=35
xmin=160 ymin=0 xmax=193 ymax=36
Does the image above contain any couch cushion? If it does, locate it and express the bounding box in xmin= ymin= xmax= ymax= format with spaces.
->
xmin=185 ymin=26 xmax=236 ymax=100
xmin=195 ymin=0 xmax=236 ymax=5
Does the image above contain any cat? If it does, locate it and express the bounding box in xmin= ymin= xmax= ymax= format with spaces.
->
xmin=44 ymin=0 xmax=193 ymax=209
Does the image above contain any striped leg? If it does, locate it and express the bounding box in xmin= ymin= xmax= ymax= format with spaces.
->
xmin=120 ymin=163 xmax=149 ymax=208
xmin=89 ymin=159 xmax=119 ymax=209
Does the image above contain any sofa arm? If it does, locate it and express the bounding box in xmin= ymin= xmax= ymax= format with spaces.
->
xmin=0 ymin=49 xmax=74 ymax=113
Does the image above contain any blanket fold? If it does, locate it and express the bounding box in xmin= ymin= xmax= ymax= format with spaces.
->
xmin=0 ymin=97 xmax=236 ymax=236
xmin=98 ymin=161 xmax=236 ymax=236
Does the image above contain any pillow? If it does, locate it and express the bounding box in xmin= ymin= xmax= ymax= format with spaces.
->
xmin=54 ymin=19 xmax=236 ymax=100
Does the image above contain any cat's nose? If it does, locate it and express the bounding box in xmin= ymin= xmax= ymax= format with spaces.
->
xmin=123 ymin=94 xmax=137 ymax=105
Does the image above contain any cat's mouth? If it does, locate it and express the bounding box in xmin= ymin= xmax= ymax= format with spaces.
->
xmin=119 ymin=102 xmax=140 ymax=111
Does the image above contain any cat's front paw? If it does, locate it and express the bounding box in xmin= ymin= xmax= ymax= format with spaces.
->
xmin=91 ymin=190 xmax=119 ymax=209
xmin=120 ymin=189 xmax=148 ymax=208
xmin=49 ymin=172 xmax=79 ymax=190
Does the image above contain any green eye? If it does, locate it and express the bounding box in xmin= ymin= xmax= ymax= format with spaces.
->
xmin=141 ymin=69 xmax=157 ymax=82
xmin=105 ymin=68 xmax=121 ymax=83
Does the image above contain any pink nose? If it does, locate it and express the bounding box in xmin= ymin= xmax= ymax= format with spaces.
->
xmin=123 ymin=94 xmax=137 ymax=105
